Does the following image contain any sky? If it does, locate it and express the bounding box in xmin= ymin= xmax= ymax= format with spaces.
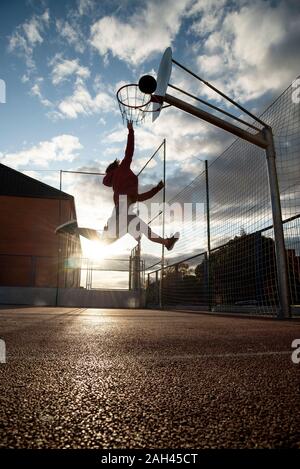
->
xmin=0 ymin=0 xmax=299 ymax=279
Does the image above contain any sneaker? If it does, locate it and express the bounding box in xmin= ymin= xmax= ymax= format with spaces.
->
xmin=165 ymin=232 xmax=180 ymax=251
xmin=55 ymin=220 xmax=78 ymax=235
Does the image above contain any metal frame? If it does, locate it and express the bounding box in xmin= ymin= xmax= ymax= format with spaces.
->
xmin=146 ymin=58 xmax=290 ymax=318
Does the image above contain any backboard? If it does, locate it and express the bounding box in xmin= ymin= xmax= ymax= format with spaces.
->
xmin=152 ymin=47 xmax=172 ymax=122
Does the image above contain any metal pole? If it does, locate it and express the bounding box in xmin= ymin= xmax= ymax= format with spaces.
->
xmin=159 ymin=139 xmax=166 ymax=309
xmin=168 ymin=84 xmax=261 ymax=132
xmin=55 ymin=170 xmax=63 ymax=307
xmin=205 ymin=160 xmax=211 ymax=311
xmin=142 ymin=260 xmax=145 ymax=289
xmin=137 ymin=140 xmax=165 ymax=176
xmin=155 ymin=270 xmax=159 ymax=306
xmin=158 ymin=93 xmax=268 ymax=149
xmin=171 ymin=58 xmax=267 ymax=127
xmin=61 ymin=170 xmax=105 ymax=176
xmin=90 ymin=261 xmax=93 ymax=290
xmin=205 ymin=161 xmax=211 ymax=254
xmin=129 ymin=255 xmax=132 ymax=290
xmin=136 ymin=242 xmax=141 ymax=291
xmin=264 ymin=127 xmax=290 ymax=318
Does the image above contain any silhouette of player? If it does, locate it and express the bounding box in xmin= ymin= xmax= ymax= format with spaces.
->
xmin=56 ymin=122 xmax=179 ymax=250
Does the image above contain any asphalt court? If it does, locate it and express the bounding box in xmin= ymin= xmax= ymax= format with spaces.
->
xmin=0 ymin=306 xmax=299 ymax=448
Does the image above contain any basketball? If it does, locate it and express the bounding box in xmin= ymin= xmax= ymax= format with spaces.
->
xmin=138 ymin=75 xmax=157 ymax=94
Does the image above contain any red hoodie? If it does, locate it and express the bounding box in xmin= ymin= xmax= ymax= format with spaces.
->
xmin=103 ymin=128 xmax=137 ymax=206
xmin=103 ymin=128 xmax=160 ymax=207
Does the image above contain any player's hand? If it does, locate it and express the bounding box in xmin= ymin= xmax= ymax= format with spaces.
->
xmin=157 ymin=180 xmax=164 ymax=191
xmin=127 ymin=121 xmax=133 ymax=130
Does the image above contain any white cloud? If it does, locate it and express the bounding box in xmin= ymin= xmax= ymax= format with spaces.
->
xmin=78 ymin=0 xmax=94 ymax=16
xmin=23 ymin=21 xmax=43 ymax=45
xmin=191 ymin=0 xmax=300 ymax=102
xmin=56 ymin=80 xmax=115 ymax=119
xmin=196 ymin=54 xmax=224 ymax=78
xmin=8 ymin=10 xmax=50 ymax=70
xmin=56 ymin=19 xmax=85 ymax=53
xmin=90 ymin=0 xmax=192 ymax=65
xmin=23 ymin=10 xmax=49 ymax=46
xmin=0 ymin=135 xmax=82 ymax=169
xmin=21 ymin=74 xmax=29 ymax=83
xmin=51 ymin=56 xmax=90 ymax=85
xmin=31 ymin=82 xmax=52 ymax=107
xmin=188 ymin=0 xmax=228 ymax=16
xmin=190 ymin=2 xmax=225 ymax=36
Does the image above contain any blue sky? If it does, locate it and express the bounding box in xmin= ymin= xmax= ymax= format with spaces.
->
xmin=0 ymin=0 xmax=299 ymax=265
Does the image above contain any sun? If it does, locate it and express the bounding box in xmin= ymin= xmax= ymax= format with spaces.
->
xmin=80 ymin=234 xmax=136 ymax=261
xmin=80 ymin=238 xmax=108 ymax=261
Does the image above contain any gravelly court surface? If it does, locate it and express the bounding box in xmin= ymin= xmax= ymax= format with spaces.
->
xmin=0 ymin=306 xmax=299 ymax=449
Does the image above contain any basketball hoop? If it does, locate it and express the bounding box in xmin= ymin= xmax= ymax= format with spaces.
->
xmin=116 ymin=83 xmax=166 ymax=125
xmin=116 ymin=84 xmax=152 ymax=125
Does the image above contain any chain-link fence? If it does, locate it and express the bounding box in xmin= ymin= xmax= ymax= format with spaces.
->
xmin=144 ymin=81 xmax=300 ymax=317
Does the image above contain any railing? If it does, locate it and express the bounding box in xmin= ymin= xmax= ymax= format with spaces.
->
xmin=0 ymin=254 xmax=134 ymax=291
xmin=146 ymin=216 xmax=300 ymax=316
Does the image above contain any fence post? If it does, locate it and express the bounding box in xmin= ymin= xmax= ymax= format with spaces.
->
xmin=205 ymin=160 xmax=212 ymax=311
xmin=129 ymin=255 xmax=132 ymax=290
xmin=155 ymin=270 xmax=159 ymax=306
xmin=159 ymin=139 xmax=166 ymax=310
xmin=264 ymin=126 xmax=290 ymax=318
xmin=55 ymin=170 xmax=63 ymax=306
xmin=136 ymin=242 xmax=141 ymax=291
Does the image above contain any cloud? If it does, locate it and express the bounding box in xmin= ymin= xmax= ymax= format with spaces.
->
xmin=21 ymin=74 xmax=30 ymax=83
xmin=31 ymin=81 xmax=52 ymax=107
xmin=51 ymin=55 xmax=90 ymax=85
xmin=191 ymin=0 xmax=300 ymax=102
xmin=56 ymin=19 xmax=85 ymax=53
xmin=0 ymin=135 xmax=82 ymax=169
xmin=90 ymin=0 xmax=192 ymax=65
xmin=23 ymin=10 xmax=49 ymax=45
xmin=47 ymin=57 xmax=115 ymax=120
xmin=8 ymin=10 xmax=50 ymax=69
xmin=55 ymin=79 xmax=115 ymax=119
xmin=78 ymin=0 xmax=95 ymax=16
xmin=59 ymin=163 xmax=114 ymax=228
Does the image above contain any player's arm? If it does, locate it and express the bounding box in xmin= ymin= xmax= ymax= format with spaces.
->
xmin=137 ymin=180 xmax=164 ymax=202
xmin=120 ymin=121 xmax=134 ymax=169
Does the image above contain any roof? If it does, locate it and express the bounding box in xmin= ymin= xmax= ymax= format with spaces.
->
xmin=0 ymin=163 xmax=73 ymax=200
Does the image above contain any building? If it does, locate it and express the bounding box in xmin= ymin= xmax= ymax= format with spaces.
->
xmin=0 ymin=163 xmax=82 ymax=290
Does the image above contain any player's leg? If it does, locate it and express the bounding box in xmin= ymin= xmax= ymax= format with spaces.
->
xmin=55 ymin=219 xmax=116 ymax=244
xmin=128 ymin=215 xmax=179 ymax=251
xmin=76 ymin=227 xmax=101 ymax=241
xmin=56 ymin=220 xmax=101 ymax=241
xmin=55 ymin=220 xmax=79 ymax=235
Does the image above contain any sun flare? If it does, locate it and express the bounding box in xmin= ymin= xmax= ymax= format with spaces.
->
xmin=80 ymin=238 xmax=109 ymax=261
xmin=80 ymin=234 xmax=136 ymax=261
